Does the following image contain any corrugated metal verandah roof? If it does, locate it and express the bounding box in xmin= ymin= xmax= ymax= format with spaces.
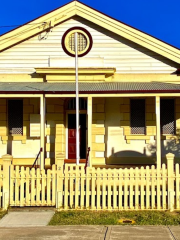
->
xmin=1 ymin=82 xmax=180 ymax=93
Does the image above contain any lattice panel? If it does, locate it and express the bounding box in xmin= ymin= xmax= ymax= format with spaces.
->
xmin=130 ymin=99 xmax=145 ymax=134
xmin=8 ymin=100 xmax=23 ymax=135
xmin=161 ymin=99 xmax=175 ymax=134
xmin=69 ymin=33 xmax=87 ymax=52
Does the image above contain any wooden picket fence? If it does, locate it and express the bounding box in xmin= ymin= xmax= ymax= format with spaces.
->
xmin=0 ymin=152 xmax=180 ymax=211
xmin=59 ymin=164 xmax=169 ymax=210
xmin=9 ymin=165 xmax=57 ymax=207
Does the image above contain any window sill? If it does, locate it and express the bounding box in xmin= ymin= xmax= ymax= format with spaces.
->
xmin=1 ymin=135 xmax=26 ymax=144
xmin=125 ymin=135 xmax=153 ymax=144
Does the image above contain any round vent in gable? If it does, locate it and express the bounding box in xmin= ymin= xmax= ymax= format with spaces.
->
xmin=62 ymin=27 xmax=93 ymax=57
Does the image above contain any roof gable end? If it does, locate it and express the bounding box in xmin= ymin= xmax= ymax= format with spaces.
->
xmin=1 ymin=0 xmax=180 ymax=65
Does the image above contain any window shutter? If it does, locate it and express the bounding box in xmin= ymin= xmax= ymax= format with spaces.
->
xmin=8 ymin=99 xmax=23 ymax=135
xmin=130 ymin=99 xmax=145 ymax=134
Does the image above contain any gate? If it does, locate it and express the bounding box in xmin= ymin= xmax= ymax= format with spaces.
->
xmin=9 ymin=165 xmax=57 ymax=207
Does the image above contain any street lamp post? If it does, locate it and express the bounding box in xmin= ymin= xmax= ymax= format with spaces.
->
xmin=75 ymin=32 xmax=80 ymax=165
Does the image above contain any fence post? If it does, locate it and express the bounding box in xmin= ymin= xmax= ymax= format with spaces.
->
xmin=167 ymin=153 xmax=175 ymax=212
xmin=56 ymin=154 xmax=64 ymax=210
xmin=2 ymin=154 xmax=13 ymax=210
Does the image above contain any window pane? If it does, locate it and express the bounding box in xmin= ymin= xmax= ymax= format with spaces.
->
xmin=160 ymin=99 xmax=175 ymax=134
xmin=130 ymin=99 xmax=145 ymax=134
xmin=8 ymin=100 xmax=23 ymax=135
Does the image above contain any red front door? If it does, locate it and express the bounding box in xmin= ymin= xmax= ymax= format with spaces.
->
xmin=68 ymin=128 xmax=76 ymax=159
xmin=68 ymin=114 xmax=86 ymax=159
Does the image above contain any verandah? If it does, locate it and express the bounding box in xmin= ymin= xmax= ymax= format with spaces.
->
xmin=0 ymin=93 xmax=179 ymax=168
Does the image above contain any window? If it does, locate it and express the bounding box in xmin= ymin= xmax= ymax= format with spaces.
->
xmin=160 ymin=99 xmax=175 ymax=134
xmin=67 ymin=98 xmax=87 ymax=110
xmin=8 ymin=99 xmax=23 ymax=135
xmin=130 ymin=99 xmax=145 ymax=134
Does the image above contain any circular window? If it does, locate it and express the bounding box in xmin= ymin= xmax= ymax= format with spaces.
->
xmin=62 ymin=27 xmax=93 ymax=57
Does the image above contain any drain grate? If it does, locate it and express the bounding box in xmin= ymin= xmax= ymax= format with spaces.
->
xmin=118 ymin=219 xmax=135 ymax=224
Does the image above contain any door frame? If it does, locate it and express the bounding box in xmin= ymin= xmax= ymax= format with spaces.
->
xmin=65 ymin=110 xmax=87 ymax=159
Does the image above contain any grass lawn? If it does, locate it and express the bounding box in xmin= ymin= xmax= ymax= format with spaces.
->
xmin=49 ymin=210 xmax=180 ymax=225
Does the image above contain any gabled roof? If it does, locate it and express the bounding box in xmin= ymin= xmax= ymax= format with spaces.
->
xmin=1 ymin=0 xmax=180 ymax=65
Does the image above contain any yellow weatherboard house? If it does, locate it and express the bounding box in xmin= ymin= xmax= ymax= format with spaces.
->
xmin=0 ymin=0 xmax=180 ymax=169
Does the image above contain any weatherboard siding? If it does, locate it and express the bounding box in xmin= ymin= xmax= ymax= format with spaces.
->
xmin=0 ymin=18 xmax=176 ymax=74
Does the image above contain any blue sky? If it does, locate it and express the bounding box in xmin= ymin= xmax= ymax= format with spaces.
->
xmin=0 ymin=0 xmax=180 ymax=49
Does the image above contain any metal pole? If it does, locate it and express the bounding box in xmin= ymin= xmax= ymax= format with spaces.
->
xmin=75 ymin=32 xmax=80 ymax=165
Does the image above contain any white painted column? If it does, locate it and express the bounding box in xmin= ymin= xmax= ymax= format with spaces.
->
xmin=87 ymin=96 xmax=92 ymax=167
xmin=156 ymin=96 xmax=161 ymax=169
xmin=40 ymin=95 xmax=45 ymax=170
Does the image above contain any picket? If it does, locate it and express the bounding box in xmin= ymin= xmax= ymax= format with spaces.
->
xmin=25 ymin=167 xmax=30 ymax=206
xmin=80 ymin=166 xmax=84 ymax=209
xmin=10 ymin=165 xmax=14 ymax=206
xmin=36 ymin=168 xmax=40 ymax=205
xmin=146 ymin=166 xmax=150 ymax=209
xmin=175 ymin=164 xmax=179 ymax=209
xmin=41 ymin=169 xmax=46 ymax=205
xmin=135 ymin=167 xmax=139 ymax=210
xmin=118 ymin=168 xmax=123 ymax=210
xmin=52 ymin=165 xmax=56 ymax=206
xmin=162 ymin=164 xmax=167 ymax=210
xmin=102 ymin=168 xmax=106 ymax=209
xmin=74 ymin=166 xmax=79 ymax=209
xmin=91 ymin=167 xmax=96 ymax=210
xmin=86 ymin=167 xmax=90 ymax=209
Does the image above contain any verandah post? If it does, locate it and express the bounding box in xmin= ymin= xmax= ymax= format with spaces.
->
xmin=167 ymin=153 xmax=175 ymax=212
xmin=40 ymin=95 xmax=45 ymax=170
xmin=56 ymin=154 xmax=64 ymax=209
xmin=87 ymin=96 xmax=92 ymax=167
xmin=155 ymin=96 xmax=161 ymax=169
xmin=2 ymin=154 xmax=13 ymax=210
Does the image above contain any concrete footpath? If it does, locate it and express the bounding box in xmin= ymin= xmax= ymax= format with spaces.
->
xmin=0 ymin=226 xmax=179 ymax=240
xmin=0 ymin=211 xmax=179 ymax=239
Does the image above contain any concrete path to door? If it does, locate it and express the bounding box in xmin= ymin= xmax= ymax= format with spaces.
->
xmin=0 ymin=225 xmax=179 ymax=239
xmin=0 ymin=210 xmax=55 ymax=227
